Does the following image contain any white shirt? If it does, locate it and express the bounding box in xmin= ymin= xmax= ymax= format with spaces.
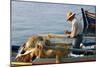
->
xmin=71 ymin=18 xmax=83 ymax=36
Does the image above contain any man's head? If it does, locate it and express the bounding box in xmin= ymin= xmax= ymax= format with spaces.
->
xmin=67 ymin=12 xmax=75 ymax=22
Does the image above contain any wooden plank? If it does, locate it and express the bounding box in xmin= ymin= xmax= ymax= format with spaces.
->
xmin=32 ymin=55 xmax=96 ymax=65
xmin=11 ymin=55 xmax=95 ymax=66
xmin=11 ymin=62 xmax=32 ymax=66
xmin=38 ymin=33 xmax=96 ymax=38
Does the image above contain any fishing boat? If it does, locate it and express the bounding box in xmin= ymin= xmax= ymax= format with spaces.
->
xmin=11 ymin=34 xmax=96 ymax=66
xmin=11 ymin=8 xmax=96 ymax=66
xmin=81 ymin=8 xmax=96 ymax=35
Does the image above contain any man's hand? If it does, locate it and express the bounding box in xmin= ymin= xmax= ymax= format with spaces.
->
xmin=64 ymin=30 xmax=68 ymax=34
xmin=66 ymin=34 xmax=70 ymax=38
xmin=64 ymin=30 xmax=71 ymax=38
xmin=64 ymin=30 xmax=71 ymax=34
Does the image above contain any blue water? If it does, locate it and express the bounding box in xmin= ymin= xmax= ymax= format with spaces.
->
xmin=11 ymin=1 xmax=96 ymax=46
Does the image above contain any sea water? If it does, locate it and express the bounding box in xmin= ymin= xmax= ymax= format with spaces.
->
xmin=11 ymin=1 xmax=96 ymax=46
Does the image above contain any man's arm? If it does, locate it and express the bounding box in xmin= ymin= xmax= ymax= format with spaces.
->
xmin=70 ymin=22 xmax=78 ymax=38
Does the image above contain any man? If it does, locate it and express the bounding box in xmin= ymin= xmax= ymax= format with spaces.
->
xmin=65 ymin=12 xmax=83 ymax=49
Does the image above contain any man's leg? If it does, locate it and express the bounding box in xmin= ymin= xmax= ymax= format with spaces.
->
xmin=73 ymin=35 xmax=83 ymax=48
xmin=72 ymin=35 xmax=83 ymax=54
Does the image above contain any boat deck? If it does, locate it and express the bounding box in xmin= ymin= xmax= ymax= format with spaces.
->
xmin=11 ymin=34 xmax=96 ymax=66
xmin=11 ymin=55 xmax=96 ymax=66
